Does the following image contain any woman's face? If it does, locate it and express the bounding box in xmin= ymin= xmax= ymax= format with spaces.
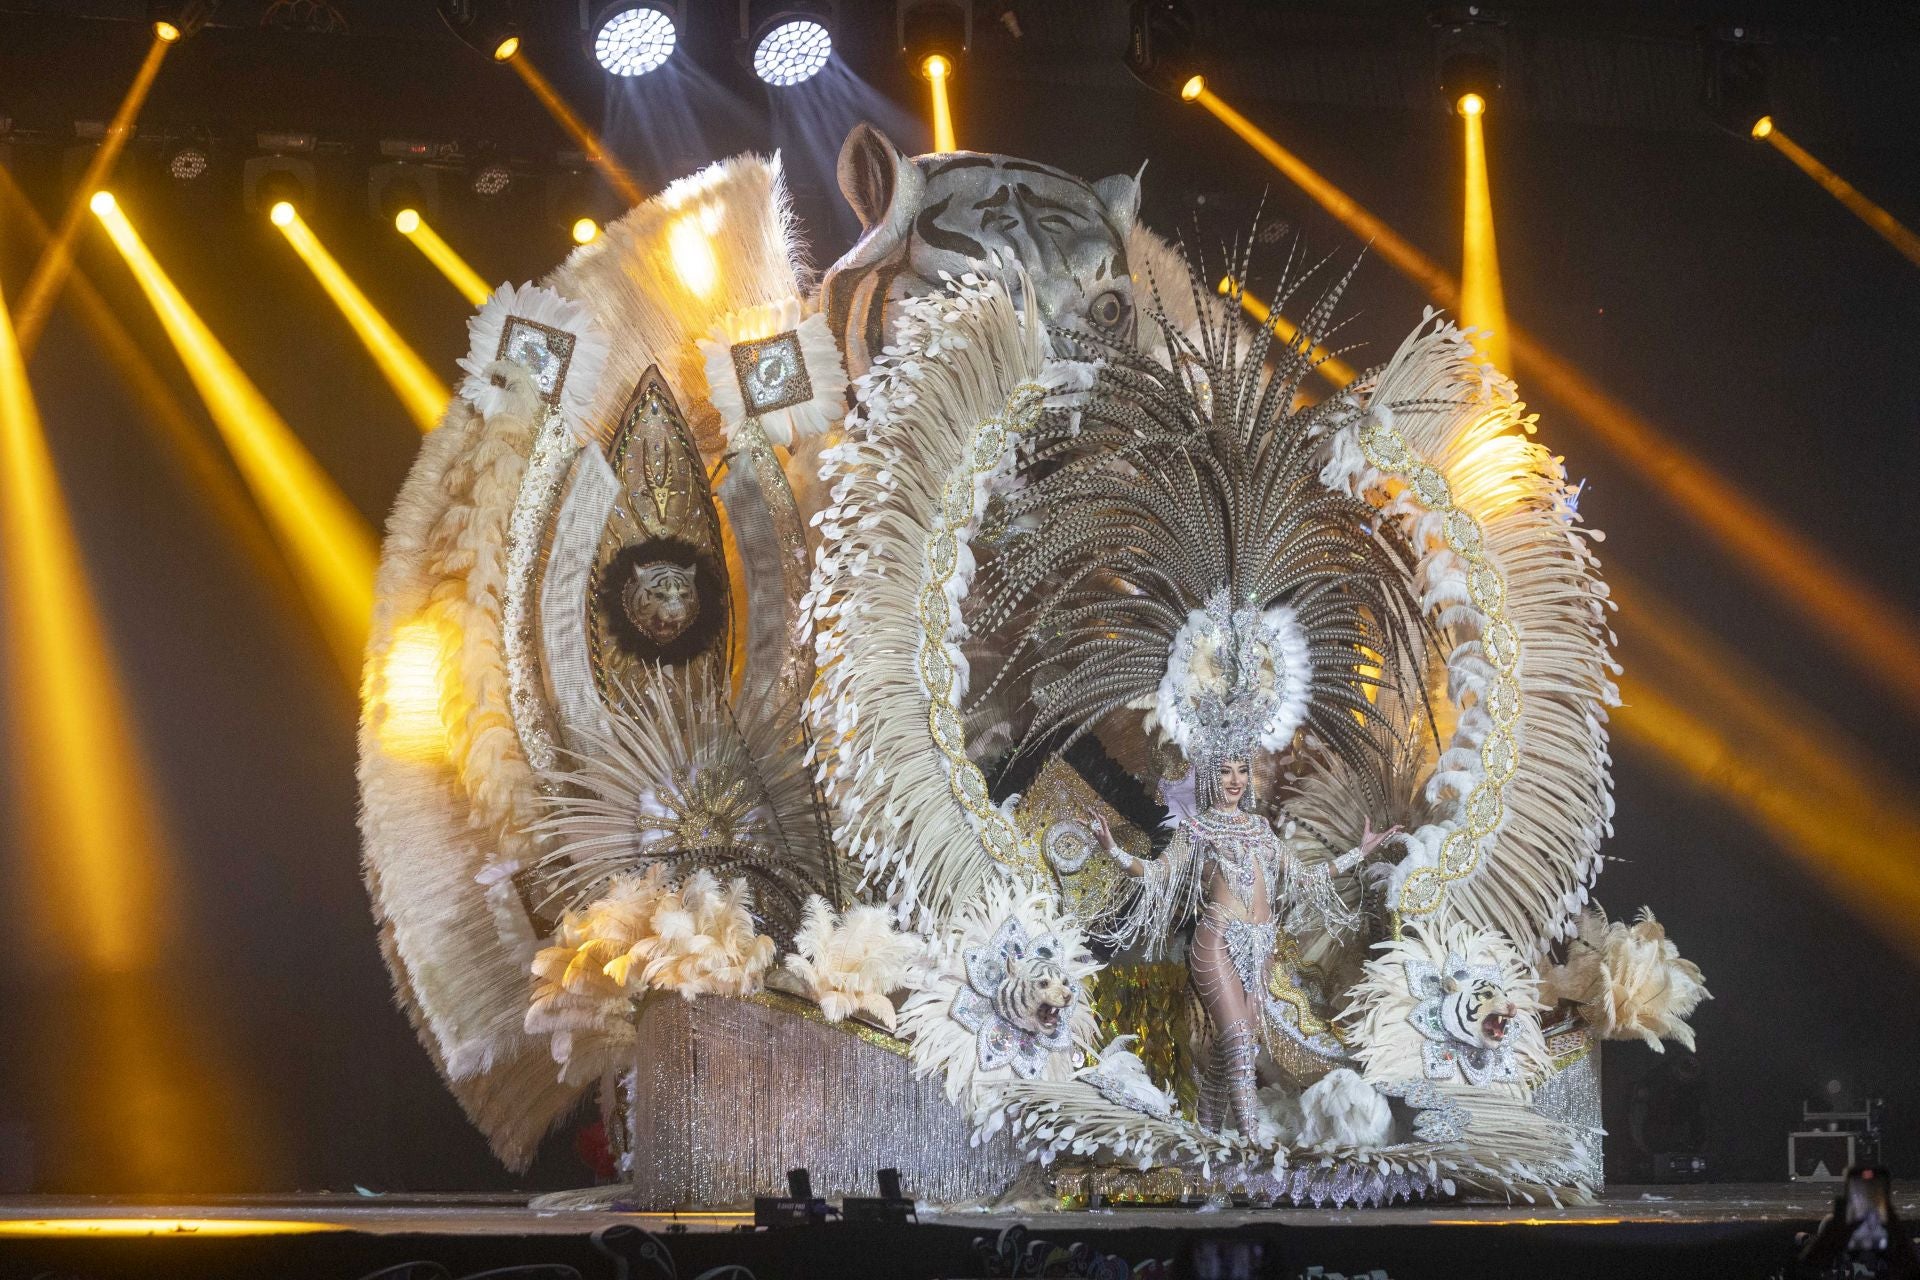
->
xmin=1215 ymin=758 xmax=1250 ymax=810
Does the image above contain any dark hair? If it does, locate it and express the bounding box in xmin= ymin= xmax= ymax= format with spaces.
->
xmin=595 ymin=538 xmax=728 ymax=665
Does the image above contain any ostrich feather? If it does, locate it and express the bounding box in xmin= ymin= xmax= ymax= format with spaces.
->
xmin=530 ymin=665 xmax=837 ymax=941
xmin=1316 ymin=311 xmax=1618 ymax=953
xmin=782 ymin=896 xmax=921 ymax=1029
xmin=805 ymin=267 xmax=1056 ymax=923
xmin=1542 ymin=905 xmax=1710 ymax=1051
xmin=968 ymin=243 xmax=1431 ymax=801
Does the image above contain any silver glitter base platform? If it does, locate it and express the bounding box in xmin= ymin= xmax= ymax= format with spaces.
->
xmin=622 ymin=993 xmax=1026 ymax=1209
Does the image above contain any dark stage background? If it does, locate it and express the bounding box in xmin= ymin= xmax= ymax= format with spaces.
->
xmin=0 ymin=0 xmax=1916 ymax=1195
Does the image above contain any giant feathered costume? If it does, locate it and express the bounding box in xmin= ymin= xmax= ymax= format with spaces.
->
xmin=359 ymin=127 xmax=1700 ymax=1207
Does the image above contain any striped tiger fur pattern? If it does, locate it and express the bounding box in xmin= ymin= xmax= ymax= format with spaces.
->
xmin=821 ymin=124 xmax=1143 ymax=378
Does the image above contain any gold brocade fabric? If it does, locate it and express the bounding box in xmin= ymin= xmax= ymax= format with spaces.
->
xmin=1089 ymin=962 xmax=1197 ymax=1117
xmin=1012 ymin=757 xmax=1143 ymax=921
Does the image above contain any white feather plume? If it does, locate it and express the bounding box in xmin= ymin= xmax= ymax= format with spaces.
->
xmin=1541 ymin=905 xmax=1710 ymax=1051
xmin=782 ymin=896 xmax=921 ymax=1030
xmin=697 ymin=299 xmax=848 ymax=448
xmin=457 ymin=282 xmax=608 ymax=438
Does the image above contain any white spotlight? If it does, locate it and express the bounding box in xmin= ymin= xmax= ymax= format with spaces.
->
xmin=593 ymin=5 xmax=677 ymax=77
xmin=753 ymin=18 xmax=832 ymax=86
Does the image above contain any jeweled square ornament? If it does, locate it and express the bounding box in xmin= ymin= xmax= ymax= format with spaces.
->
xmin=496 ymin=315 xmax=577 ymax=406
xmin=730 ymin=330 xmax=813 ymax=417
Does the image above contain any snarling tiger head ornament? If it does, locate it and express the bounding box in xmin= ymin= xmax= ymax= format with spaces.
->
xmin=896 ymin=883 xmax=1101 ymax=1107
xmin=1345 ymin=920 xmax=1549 ymax=1094
xmin=820 ymin=123 xmax=1143 ymax=378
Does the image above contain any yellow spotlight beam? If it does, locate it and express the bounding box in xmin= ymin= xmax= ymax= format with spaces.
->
xmin=1217 ymin=275 xmax=1358 ymax=387
xmin=924 ymin=54 xmax=957 ymax=153
xmin=1613 ymin=670 xmax=1920 ymax=961
xmin=1189 ymin=85 xmax=1920 ymax=722
xmin=13 ymin=33 xmax=173 ymax=356
xmin=396 ymin=209 xmax=492 ymax=307
xmin=1758 ymin=120 xmax=1920 ymax=271
xmin=0 ymin=266 xmax=162 ymax=973
xmin=92 ymin=193 xmax=378 ymax=683
xmin=1191 ymin=85 xmax=1459 ymax=307
xmin=0 ymin=167 xmax=306 ymax=638
xmin=1611 ymin=567 xmax=1916 ymax=827
xmin=273 ymin=206 xmax=450 ymax=433
xmin=5 ymin=274 xmax=266 ymax=1188
xmin=505 ymin=53 xmax=646 ymax=207
xmin=1458 ymin=93 xmax=1509 ymax=369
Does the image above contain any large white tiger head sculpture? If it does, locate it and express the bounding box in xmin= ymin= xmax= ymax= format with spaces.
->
xmin=896 ymin=882 xmax=1101 ymax=1109
xmin=820 ymin=123 xmax=1143 ymax=378
xmin=1344 ymin=920 xmax=1549 ymax=1094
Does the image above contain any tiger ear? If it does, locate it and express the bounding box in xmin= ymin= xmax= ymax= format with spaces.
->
xmin=1091 ymin=162 xmax=1146 ymax=237
xmin=837 ymin=123 xmax=922 ymax=233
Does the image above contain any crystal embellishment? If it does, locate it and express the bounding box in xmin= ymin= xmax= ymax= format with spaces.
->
xmin=496 ymin=316 xmax=577 ymax=406
xmin=731 ymin=330 xmax=813 ymax=417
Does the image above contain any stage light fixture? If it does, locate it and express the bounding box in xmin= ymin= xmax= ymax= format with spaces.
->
xmin=1433 ymin=5 xmax=1504 ymax=114
xmin=469 ymin=146 xmax=514 ymax=197
xmin=165 ymin=140 xmax=210 ymax=181
xmin=1703 ymin=26 xmax=1771 ymax=139
xmin=744 ymin=2 xmax=835 ymax=86
xmin=1124 ymin=0 xmax=1202 ymax=99
xmin=149 ymin=0 xmax=219 ymax=41
xmin=436 ymin=0 xmax=522 ymax=62
xmin=472 ymin=162 xmax=512 ymax=196
xmin=593 ymin=4 xmax=678 ymax=77
xmin=242 ymin=140 xmax=314 ymax=217
xmin=369 ymin=160 xmax=441 ymax=225
xmin=573 ymin=216 xmax=601 ymax=244
xmin=899 ymin=0 xmax=970 ymax=69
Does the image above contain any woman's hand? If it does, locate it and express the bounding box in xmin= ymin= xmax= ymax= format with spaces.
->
xmin=1332 ymin=817 xmax=1404 ymax=874
xmin=1090 ymin=811 xmax=1145 ymax=877
xmin=1357 ymin=816 xmax=1403 ymax=857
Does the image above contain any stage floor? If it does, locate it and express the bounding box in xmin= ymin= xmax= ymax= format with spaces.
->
xmin=0 ymin=1183 xmax=1888 ymax=1278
